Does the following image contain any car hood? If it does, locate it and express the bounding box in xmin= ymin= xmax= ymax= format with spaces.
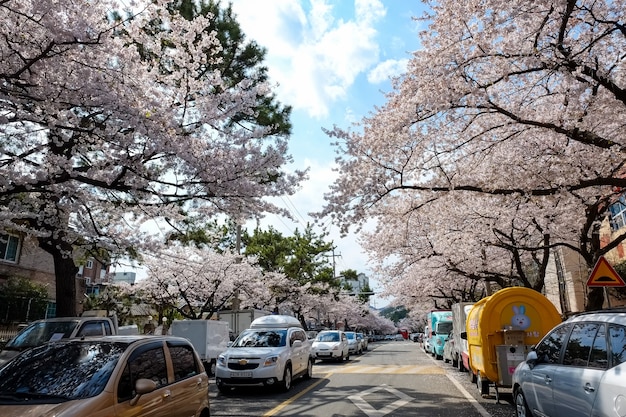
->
xmin=0 ymin=401 xmax=78 ymax=417
xmin=222 ymin=347 xmax=285 ymax=357
xmin=312 ymin=342 xmax=339 ymax=349
xmin=0 ymin=350 xmax=19 ymax=368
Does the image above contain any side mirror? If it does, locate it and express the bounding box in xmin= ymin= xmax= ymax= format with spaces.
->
xmin=460 ymin=332 xmax=467 ymax=340
xmin=130 ymin=378 xmax=157 ymax=406
xmin=525 ymin=350 xmax=539 ymax=369
xmin=292 ymin=340 xmax=302 ymax=347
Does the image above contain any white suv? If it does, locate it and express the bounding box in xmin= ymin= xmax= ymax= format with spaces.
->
xmin=215 ymin=315 xmax=313 ymax=393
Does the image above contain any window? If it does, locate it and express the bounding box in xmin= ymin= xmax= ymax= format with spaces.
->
xmin=0 ymin=233 xmax=20 ymax=262
xmin=609 ymin=198 xmax=626 ymax=231
xmin=563 ymin=323 xmax=607 ymax=368
xmin=117 ymin=345 xmax=168 ymax=403
xmin=86 ymin=259 xmax=94 ymax=269
xmin=290 ymin=330 xmax=306 ymax=345
xmin=609 ymin=324 xmax=626 ymax=367
xmin=167 ymin=342 xmax=199 ymax=382
xmin=536 ymin=324 xmax=570 ymax=364
xmin=77 ymin=322 xmax=104 ymax=337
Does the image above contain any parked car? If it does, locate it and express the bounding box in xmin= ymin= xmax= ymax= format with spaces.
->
xmin=512 ymin=309 xmax=626 ymax=417
xmin=344 ymin=331 xmax=362 ymax=354
xmin=0 ymin=314 xmax=118 ymax=368
xmin=357 ymin=332 xmax=368 ymax=351
xmin=412 ymin=333 xmax=424 ymax=343
xmin=0 ymin=335 xmax=210 ymax=417
xmin=312 ymin=330 xmax=349 ymax=362
xmin=215 ymin=315 xmax=313 ymax=393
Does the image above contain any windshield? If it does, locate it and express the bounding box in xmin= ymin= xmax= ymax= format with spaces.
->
xmin=437 ymin=322 xmax=453 ymax=334
xmin=231 ymin=329 xmax=287 ymax=347
xmin=316 ymin=332 xmax=339 ymax=342
xmin=0 ymin=341 xmax=126 ymax=402
xmin=345 ymin=332 xmax=356 ymax=340
xmin=5 ymin=321 xmax=79 ymax=350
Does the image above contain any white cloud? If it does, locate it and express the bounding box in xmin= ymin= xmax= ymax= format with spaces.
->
xmin=367 ymin=58 xmax=408 ymax=84
xmin=230 ymin=0 xmax=387 ymax=118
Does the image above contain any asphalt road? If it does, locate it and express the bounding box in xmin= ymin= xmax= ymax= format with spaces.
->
xmin=209 ymin=340 xmax=517 ymax=417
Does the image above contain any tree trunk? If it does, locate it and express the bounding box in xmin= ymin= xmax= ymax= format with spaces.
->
xmin=585 ymin=287 xmax=604 ymax=311
xmin=39 ymin=237 xmax=79 ymax=317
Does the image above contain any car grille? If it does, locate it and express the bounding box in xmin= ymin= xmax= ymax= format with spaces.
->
xmin=228 ymin=362 xmax=259 ymax=370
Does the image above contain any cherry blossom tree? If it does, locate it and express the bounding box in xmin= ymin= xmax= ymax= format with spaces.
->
xmin=134 ymin=245 xmax=270 ymax=319
xmin=0 ymin=0 xmax=304 ymax=315
xmin=320 ymin=0 xmax=626 ymax=310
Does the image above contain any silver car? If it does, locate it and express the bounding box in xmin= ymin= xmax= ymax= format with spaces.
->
xmin=512 ymin=309 xmax=626 ymax=417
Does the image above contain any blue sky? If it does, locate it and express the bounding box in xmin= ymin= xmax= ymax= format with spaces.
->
xmin=228 ymin=0 xmax=429 ymax=308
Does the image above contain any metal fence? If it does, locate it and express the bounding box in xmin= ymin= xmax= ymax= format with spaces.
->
xmin=0 ymin=295 xmax=49 ymax=325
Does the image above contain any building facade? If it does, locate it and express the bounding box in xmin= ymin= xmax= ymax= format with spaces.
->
xmin=0 ymin=233 xmax=109 ymax=317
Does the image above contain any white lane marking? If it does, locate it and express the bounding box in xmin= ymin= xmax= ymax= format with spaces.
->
xmin=348 ymin=384 xmax=413 ymax=417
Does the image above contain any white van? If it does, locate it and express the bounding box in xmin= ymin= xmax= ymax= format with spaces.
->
xmin=215 ymin=315 xmax=313 ymax=393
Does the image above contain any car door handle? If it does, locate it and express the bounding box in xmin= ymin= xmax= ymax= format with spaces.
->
xmin=584 ymin=383 xmax=595 ymax=393
xmin=544 ymin=375 xmax=552 ymax=384
xmin=162 ymin=389 xmax=171 ymax=398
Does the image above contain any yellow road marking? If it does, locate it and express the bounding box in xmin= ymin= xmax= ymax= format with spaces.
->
xmin=262 ymin=374 xmax=329 ymax=417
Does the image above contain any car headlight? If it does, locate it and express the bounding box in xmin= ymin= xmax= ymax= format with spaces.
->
xmin=263 ymin=356 xmax=278 ymax=367
xmin=331 ymin=345 xmax=340 ymax=351
xmin=217 ymin=355 xmax=226 ymax=365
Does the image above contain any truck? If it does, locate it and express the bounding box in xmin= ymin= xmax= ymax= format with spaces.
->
xmin=0 ymin=310 xmax=118 ymax=367
xmin=426 ymin=309 xmax=453 ymax=360
xmin=450 ymin=302 xmax=475 ymax=371
xmin=170 ymin=319 xmax=230 ymax=375
xmin=464 ymin=287 xmax=562 ymax=398
xmin=217 ymin=308 xmax=270 ymax=337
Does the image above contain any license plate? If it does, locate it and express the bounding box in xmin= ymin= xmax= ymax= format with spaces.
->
xmin=230 ymin=371 xmax=252 ymax=378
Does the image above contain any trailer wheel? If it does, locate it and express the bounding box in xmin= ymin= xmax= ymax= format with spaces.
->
xmin=468 ymin=367 xmax=477 ymax=383
xmin=476 ymin=371 xmax=489 ymax=396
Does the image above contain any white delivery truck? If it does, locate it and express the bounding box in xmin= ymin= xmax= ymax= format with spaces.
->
xmin=170 ymin=319 xmax=230 ymax=375
xmin=450 ymin=302 xmax=475 ymax=371
xmin=217 ymin=308 xmax=269 ymax=337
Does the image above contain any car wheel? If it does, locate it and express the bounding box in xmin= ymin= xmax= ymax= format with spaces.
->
xmin=457 ymin=357 xmax=465 ymax=372
xmin=345 ymin=351 xmax=350 ymax=361
xmin=279 ymin=365 xmax=292 ymax=392
xmin=514 ymin=388 xmax=532 ymax=417
xmin=477 ymin=371 xmax=489 ymax=396
xmin=216 ymin=381 xmax=232 ymax=394
xmin=208 ymin=360 xmax=216 ymax=376
xmin=304 ymin=358 xmax=313 ymax=379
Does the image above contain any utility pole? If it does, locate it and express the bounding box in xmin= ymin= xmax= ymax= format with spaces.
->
xmin=323 ymin=248 xmax=341 ymax=278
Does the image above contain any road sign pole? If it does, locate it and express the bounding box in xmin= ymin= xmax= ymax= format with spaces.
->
xmin=605 ymin=287 xmax=611 ymax=308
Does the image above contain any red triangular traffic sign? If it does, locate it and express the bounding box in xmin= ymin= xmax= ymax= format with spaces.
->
xmin=587 ymin=256 xmax=626 ymax=287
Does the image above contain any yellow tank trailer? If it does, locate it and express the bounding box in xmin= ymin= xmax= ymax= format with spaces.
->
xmin=465 ymin=287 xmax=562 ymax=399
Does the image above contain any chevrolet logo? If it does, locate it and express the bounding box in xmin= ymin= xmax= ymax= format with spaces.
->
xmin=238 ymin=359 xmax=249 ymax=365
